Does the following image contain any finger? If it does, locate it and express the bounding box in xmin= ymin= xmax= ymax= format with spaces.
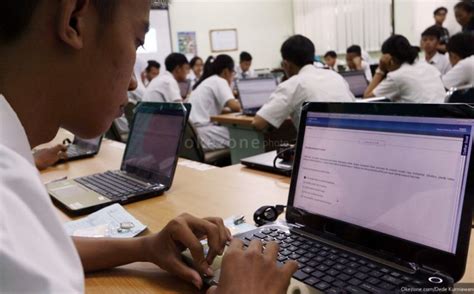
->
xmin=206 ymin=286 xmax=218 ymax=294
xmin=205 ymin=218 xmax=228 ymax=253
xmin=59 ymin=144 xmax=68 ymax=151
xmin=264 ymin=241 xmax=279 ymax=260
xmin=165 ymin=258 xmax=203 ymax=290
xmin=227 ymin=238 xmax=244 ymax=252
xmin=171 ymin=223 xmax=211 ymax=276
xmin=280 ymin=260 xmax=298 ymax=277
xmin=51 ymin=144 xmax=66 ymax=153
xmin=247 ymin=239 xmax=263 ymax=254
xmin=188 ymin=218 xmax=223 ymax=266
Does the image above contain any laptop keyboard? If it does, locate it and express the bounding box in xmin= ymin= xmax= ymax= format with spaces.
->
xmin=75 ymin=171 xmax=160 ymax=200
xmin=239 ymin=228 xmax=429 ymax=294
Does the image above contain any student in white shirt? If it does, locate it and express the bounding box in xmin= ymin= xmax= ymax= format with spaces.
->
xmin=144 ymin=60 xmax=161 ymax=86
xmin=252 ymin=35 xmax=355 ymax=131
xmin=188 ymin=56 xmax=204 ymax=88
xmin=0 ymin=1 xmax=296 ymax=293
xmin=323 ymin=51 xmax=344 ymax=72
xmin=443 ymin=33 xmax=474 ymax=89
xmin=364 ymin=35 xmax=446 ymax=103
xmin=420 ymin=26 xmax=451 ymax=75
xmin=346 ymin=45 xmax=373 ymax=81
xmin=143 ymin=53 xmax=189 ymax=103
xmin=235 ymin=51 xmax=256 ymax=79
xmin=189 ymin=55 xmax=241 ymax=151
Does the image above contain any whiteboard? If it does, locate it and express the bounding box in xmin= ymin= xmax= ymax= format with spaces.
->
xmin=210 ymin=29 xmax=238 ymax=52
xmin=137 ymin=9 xmax=172 ymax=66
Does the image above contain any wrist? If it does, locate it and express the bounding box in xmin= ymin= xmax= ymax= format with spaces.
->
xmin=138 ymin=235 xmax=153 ymax=263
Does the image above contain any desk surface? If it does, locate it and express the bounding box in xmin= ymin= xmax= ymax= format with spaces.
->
xmin=210 ymin=113 xmax=255 ymax=126
xmin=39 ymin=134 xmax=474 ymax=293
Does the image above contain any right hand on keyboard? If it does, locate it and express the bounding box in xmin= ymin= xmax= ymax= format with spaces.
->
xmin=207 ymin=239 xmax=298 ymax=294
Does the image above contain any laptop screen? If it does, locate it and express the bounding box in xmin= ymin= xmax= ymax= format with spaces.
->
xmin=73 ymin=136 xmax=102 ymax=150
xmin=238 ymin=78 xmax=277 ymax=110
xmin=341 ymin=72 xmax=368 ymax=97
xmin=293 ymin=112 xmax=473 ymax=254
xmin=121 ymin=106 xmax=186 ymax=185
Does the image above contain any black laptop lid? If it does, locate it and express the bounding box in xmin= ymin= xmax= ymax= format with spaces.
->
xmin=72 ymin=136 xmax=102 ymax=152
xmin=120 ymin=102 xmax=189 ymax=189
xmin=237 ymin=77 xmax=277 ymax=111
xmin=340 ymin=71 xmax=368 ymax=97
xmin=287 ymin=102 xmax=474 ymax=281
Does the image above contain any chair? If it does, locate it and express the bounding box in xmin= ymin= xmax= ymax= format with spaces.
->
xmin=445 ymin=86 xmax=474 ymax=103
xmin=106 ymin=117 xmax=130 ymax=143
xmin=179 ymin=122 xmax=231 ymax=167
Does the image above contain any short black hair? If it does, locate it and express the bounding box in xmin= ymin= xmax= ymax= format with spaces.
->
xmin=240 ymin=51 xmax=252 ymax=62
xmin=189 ymin=56 xmax=203 ymax=68
xmin=280 ymin=35 xmax=315 ymax=67
xmin=447 ymin=33 xmax=474 ymax=59
xmin=165 ymin=53 xmax=189 ymax=72
xmin=422 ymin=26 xmax=441 ymax=39
xmin=0 ymin=0 xmax=118 ymax=43
xmin=455 ymin=1 xmax=474 ymax=13
xmin=381 ymin=35 xmax=419 ymax=65
xmin=346 ymin=45 xmax=362 ymax=56
xmin=324 ymin=51 xmax=337 ymax=59
xmin=434 ymin=7 xmax=448 ymax=15
xmin=146 ymin=60 xmax=161 ymax=72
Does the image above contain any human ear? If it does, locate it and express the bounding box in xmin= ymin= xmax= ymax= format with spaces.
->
xmin=57 ymin=0 xmax=91 ymax=50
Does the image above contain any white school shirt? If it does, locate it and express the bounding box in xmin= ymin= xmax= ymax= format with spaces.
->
xmin=235 ymin=65 xmax=256 ymax=80
xmin=143 ymin=71 xmax=182 ymax=103
xmin=257 ymin=65 xmax=355 ymax=129
xmin=361 ymin=61 xmax=373 ymax=82
xmin=442 ymin=56 xmax=474 ymax=89
xmin=0 ymin=95 xmax=84 ymax=293
xmin=188 ymin=75 xmax=235 ymax=151
xmin=373 ymin=62 xmax=446 ymax=103
xmin=424 ymin=52 xmax=452 ymax=75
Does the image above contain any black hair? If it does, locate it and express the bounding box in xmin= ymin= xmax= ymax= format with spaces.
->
xmin=421 ymin=26 xmax=441 ymax=39
xmin=447 ymin=33 xmax=474 ymax=59
xmin=455 ymin=1 xmax=474 ymax=13
xmin=280 ymin=35 xmax=315 ymax=67
xmin=324 ymin=51 xmax=337 ymax=59
xmin=193 ymin=55 xmax=234 ymax=90
xmin=0 ymin=0 xmax=117 ymax=43
xmin=240 ymin=51 xmax=253 ymax=62
xmin=165 ymin=53 xmax=189 ymax=72
xmin=146 ymin=60 xmax=161 ymax=72
xmin=434 ymin=7 xmax=448 ymax=15
xmin=381 ymin=35 xmax=419 ymax=65
xmin=346 ymin=45 xmax=362 ymax=56
xmin=190 ymin=56 xmax=203 ymax=68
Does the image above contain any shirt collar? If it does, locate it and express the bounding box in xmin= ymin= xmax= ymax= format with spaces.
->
xmin=299 ymin=64 xmax=317 ymax=74
xmin=428 ymin=52 xmax=442 ymax=64
xmin=0 ymin=95 xmax=35 ymax=165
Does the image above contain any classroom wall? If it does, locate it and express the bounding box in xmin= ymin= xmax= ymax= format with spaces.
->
xmin=168 ymin=0 xmax=295 ymax=70
xmin=394 ymin=0 xmax=462 ymax=45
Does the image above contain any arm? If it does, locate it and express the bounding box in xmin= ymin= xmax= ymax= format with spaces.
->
xmin=364 ymin=69 xmax=386 ymax=98
xmin=252 ymin=115 xmax=271 ymax=131
xmin=225 ymin=99 xmax=241 ymax=113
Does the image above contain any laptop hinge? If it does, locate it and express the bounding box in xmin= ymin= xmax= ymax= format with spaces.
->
xmin=288 ymin=222 xmax=305 ymax=229
xmin=409 ymin=263 xmax=453 ymax=282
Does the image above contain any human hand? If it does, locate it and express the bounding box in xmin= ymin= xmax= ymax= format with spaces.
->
xmin=379 ymin=54 xmax=392 ymax=73
xmin=353 ymin=56 xmax=363 ymax=69
xmin=207 ymin=239 xmax=298 ymax=294
xmin=142 ymin=214 xmax=231 ymax=289
xmin=33 ymin=144 xmax=68 ymax=170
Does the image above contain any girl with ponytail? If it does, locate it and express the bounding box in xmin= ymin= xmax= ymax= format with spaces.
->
xmin=364 ymin=34 xmax=446 ymax=103
xmin=188 ymin=54 xmax=241 ymax=151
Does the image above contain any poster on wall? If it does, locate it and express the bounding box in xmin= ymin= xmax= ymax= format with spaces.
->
xmin=210 ymin=29 xmax=238 ymax=52
xmin=178 ymin=32 xmax=198 ymax=59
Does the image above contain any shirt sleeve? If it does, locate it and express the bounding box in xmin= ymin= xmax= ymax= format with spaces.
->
xmin=442 ymin=62 xmax=467 ymax=89
xmin=362 ymin=62 xmax=373 ymax=82
xmin=214 ymin=78 xmax=235 ymax=109
xmin=373 ymin=75 xmax=400 ymax=101
xmin=256 ymin=82 xmax=294 ymax=128
xmin=170 ymin=80 xmax=183 ymax=102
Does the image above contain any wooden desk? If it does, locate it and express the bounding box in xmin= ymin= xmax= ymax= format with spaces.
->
xmin=39 ymin=137 xmax=474 ymax=293
xmin=210 ymin=113 xmax=296 ymax=164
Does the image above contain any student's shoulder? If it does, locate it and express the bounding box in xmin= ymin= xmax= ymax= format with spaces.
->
xmin=0 ymin=144 xmax=38 ymax=187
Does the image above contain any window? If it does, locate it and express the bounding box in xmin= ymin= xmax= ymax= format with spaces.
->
xmin=293 ymin=0 xmax=393 ymax=53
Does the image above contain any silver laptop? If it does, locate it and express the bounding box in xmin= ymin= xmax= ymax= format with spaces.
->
xmin=340 ymin=71 xmax=369 ymax=98
xmin=236 ymin=77 xmax=278 ymax=116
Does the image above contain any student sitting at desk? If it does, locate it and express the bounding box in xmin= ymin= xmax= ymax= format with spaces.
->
xmin=144 ymin=60 xmax=161 ymax=86
xmin=346 ymin=45 xmax=373 ymax=81
xmin=143 ymin=53 xmax=189 ymax=103
xmin=323 ymin=50 xmax=343 ymax=72
xmin=442 ymin=33 xmax=474 ymax=89
xmin=188 ymin=56 xmax=204 ymax=87
xmin=252 ymin=35 xmax=355 ymax=131
xmin=0 ymin=1 xmax=296 ymax=293
xmin=364 ymin=35 xmax=446 ymax=103
xmin=189 ymin=55 xmax=241 ymax=151
xmin=235 ymin=51 xmax=256 ymax=79
xmin=420 ymin=26 xmax=451 ymax=75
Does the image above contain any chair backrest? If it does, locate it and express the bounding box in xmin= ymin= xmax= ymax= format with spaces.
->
xmin=446 ymin=86 xmax=474 ymax=103
xmin=106 ymin=117 xmax=129 ymax=143
xmin=179 ymin=121 xmax=206 ymax=162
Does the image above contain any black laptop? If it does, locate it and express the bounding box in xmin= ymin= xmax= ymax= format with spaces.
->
xmin=203 ymin=103 xmax=474 ymax=293
xmin=57 ymin=135 xmax=103 ymax=164
xmin=236 ymin=77 xmax=278 ymax=116
xmin=47 ymin=102 xmax=190 ymax=215
xmin=340 ymin=71 xmax=369 ymax=98
xmin=241 ymin=151 xmax=292 ymax=176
